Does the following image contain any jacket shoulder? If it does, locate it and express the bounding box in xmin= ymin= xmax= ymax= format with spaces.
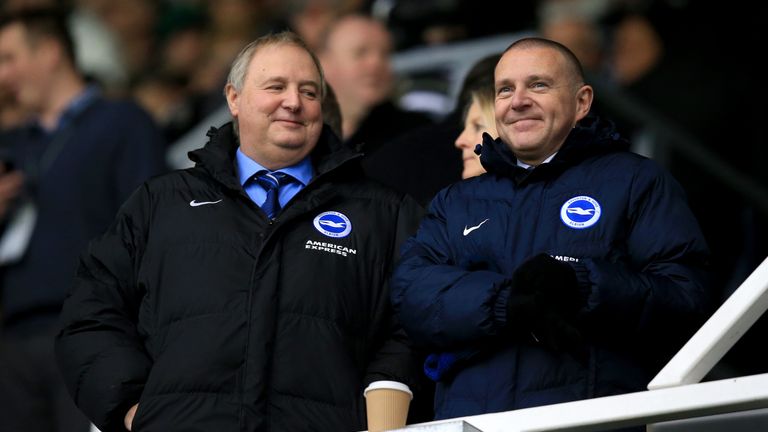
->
xmin=143 ymin=167 xmax=206 ymax=190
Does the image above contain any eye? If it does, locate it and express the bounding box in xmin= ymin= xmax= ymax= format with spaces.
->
xmin=497 ymin=86 xmax=512 ymax=98
xmin=530 ymin=81 xmax=549 ymax=91
xmin=267 ymin=84 xmax=284 ymax=92
xmin=301 ymin=89 xmax=318 ymax=99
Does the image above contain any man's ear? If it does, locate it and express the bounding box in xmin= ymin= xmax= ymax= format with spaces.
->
xmin=225 ymin=83 xmax=239 ymax=118
xmin=574 ymin=84 xmax=594 ymax=122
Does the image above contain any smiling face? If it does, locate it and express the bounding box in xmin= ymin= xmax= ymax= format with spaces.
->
xmin=225 ymin=42 xmax=323 ymax=170
xmin=494 ymin=44 xmax=592 ymax=165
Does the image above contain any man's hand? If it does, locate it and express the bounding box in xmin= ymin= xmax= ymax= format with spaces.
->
xmin=513 ymin=253 xmax=582 ymax=319
xmin=124 ymin=403 xmax=138 ymax=431
xmin=506 ymin=253 xmax=586 ymax=359
xmin=0 ymin=164 xmax=24 ymax=218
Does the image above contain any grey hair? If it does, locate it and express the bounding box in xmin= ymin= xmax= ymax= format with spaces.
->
xmin=225 ymin=31 xmax=326 ymax=99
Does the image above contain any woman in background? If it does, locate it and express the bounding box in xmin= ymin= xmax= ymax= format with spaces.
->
xmin=454 ymin=54 xmax=500 ymax=179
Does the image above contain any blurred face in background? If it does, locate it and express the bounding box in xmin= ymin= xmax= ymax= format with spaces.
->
xmin=320 ymin=16 xmax=393 ymax=115
xmin=0 ymin=22 xmax=52 ymax=112
xmin=540 ymin=18 xmax=604 ymax=74
xmin=455 ymin=96 xmax=496 ymax=179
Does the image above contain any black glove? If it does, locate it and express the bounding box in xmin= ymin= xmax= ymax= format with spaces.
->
xmin=505 ymin=253 xmax=586 ymax=358
xmin=513 ymin=253 xmax=583 ymax=319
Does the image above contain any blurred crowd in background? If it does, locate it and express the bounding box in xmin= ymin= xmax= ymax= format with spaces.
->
xmin=1 ymin=0 xmax=767 ymax=377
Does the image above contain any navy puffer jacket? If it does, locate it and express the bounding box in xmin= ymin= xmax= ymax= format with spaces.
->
xmin=391 ymin=117 xmax=712 ymax=419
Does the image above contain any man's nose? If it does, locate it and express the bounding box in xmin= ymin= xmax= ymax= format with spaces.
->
xmin=509 ymin=89 xmax=531 ymax=109
xmin=282 ymin=89 xmax=301 ymax=111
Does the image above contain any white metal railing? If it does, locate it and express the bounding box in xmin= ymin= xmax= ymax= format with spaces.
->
xmin=394 ymin=373 xmax=768 ymax=432
xmin=648 ymin=256 xmax=768 ymax=389
xmin=393 ymin=256 xmax=768 ymax=431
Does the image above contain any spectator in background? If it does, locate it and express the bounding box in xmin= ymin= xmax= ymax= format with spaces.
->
xmin=273 ymin=0 xmax=355 ymax=52
xmin=129 ymin=7 xmax=210 ymax=143
xmin=0 ymin=8 xmax=165 ymax=432
xmin=318 ymin=13 xmax=431 ymax=156
xmin=3 ymin=0 xmax=129 ymax=93
xmin=391 ymin=38 xmax=712 ymax=425
xmin=359 ymin=53 xmax=500 ymax=206
xmin=95 ymin=0 xmax=158 ymax=84
xmin=189 ymin=0 xmax=268 ymax=101
xmin=55 ymin=31 xmax=421 ymax=432
xmin=540 ymin=17 xmax=605 ymax=79
xmin=132 ymin=71 xmax=193 ymax=144
xmin=377 ymin=0 xmax=535 ymax=51
xmin=453 ymin=53 xmax=499 ymax=179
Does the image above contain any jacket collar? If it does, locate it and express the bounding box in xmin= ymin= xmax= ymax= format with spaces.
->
xmin=479 ymin=115 xmax=629 ymax=184
xmin=188 ymin=122 xmax=361 ymax=191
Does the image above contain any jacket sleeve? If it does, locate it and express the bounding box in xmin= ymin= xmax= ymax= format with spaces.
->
xmin=364 ymin=194 xmax=424 ymax=387
xmin=55 ymin=184 xmax=153 ymax=432
xmin=390 ymin=189 xmax=511 ymax=351
xmin=577 ymin=160 xmax=713 ymax=357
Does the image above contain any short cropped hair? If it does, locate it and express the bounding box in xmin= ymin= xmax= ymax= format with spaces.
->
xmin=503 ymin=37 xmax=586 ymax=85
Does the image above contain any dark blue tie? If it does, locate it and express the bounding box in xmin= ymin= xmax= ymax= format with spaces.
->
xmin=254 ymin=171 xmax=289 ymax=219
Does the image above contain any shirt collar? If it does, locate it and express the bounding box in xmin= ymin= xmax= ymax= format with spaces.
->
xmin=235 ymin=147 xmax=314 ymax=187
xmin=516 ymin=151 xmax=557 ymax=170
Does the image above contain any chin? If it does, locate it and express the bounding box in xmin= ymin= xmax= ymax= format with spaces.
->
xmin=274 ymin=140 xmax=308 ymax=151
xmin=508 ymin=140 xmax=542 ymax=154
xmin=463 ymin=164 xmax=485 ymax=179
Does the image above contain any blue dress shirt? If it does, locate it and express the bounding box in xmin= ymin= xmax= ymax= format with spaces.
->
xmin=235 ymin=148 xmax=314 ymax=208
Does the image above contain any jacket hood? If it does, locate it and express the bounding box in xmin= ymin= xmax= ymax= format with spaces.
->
xmin=479 ymin=115 xmax=629 ymax=181
xmin=188 ymin=122 xmax=361 ymax=190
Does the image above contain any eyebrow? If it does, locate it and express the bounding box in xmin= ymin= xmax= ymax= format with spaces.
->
xmin=528 ymin=74 xmax=554 ymax=82
xmin=496 ymin=73 xmax=555 ymax=85
xmin=299 ymin=80 xmax=320 ymax=90
xmin=261 ymin=76 xmax=320 ymax=90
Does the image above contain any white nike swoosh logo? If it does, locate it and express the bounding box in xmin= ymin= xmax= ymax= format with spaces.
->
xmin=463 ymin=218 xmax=489 ymax=236
xmin=189 ymin=199 xmax=223 ymax=207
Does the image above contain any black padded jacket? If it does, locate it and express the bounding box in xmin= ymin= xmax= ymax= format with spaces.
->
xmin=55 ymin=123 xmax=422 ymax=432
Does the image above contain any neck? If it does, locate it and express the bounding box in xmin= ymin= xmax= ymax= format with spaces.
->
xmin=240 ymin=144 xmax=309 ymax=172
xmin=38 ymin=70 xmax=86 ymax=130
